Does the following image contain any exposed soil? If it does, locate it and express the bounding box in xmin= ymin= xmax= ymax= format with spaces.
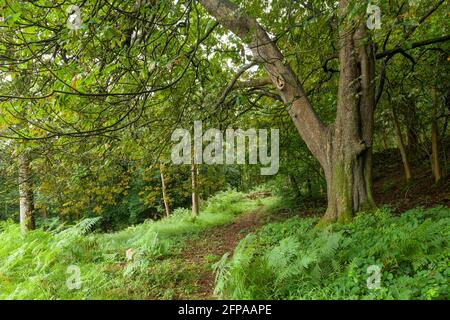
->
xmin=180 ymin=209 xmax=262 ymax=299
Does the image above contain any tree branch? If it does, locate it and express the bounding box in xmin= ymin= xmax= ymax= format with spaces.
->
xmin=199 ymin=0 xmax=328 ymax=164
xmin=236 ymin=77 xmax=272 ymax=88
xmin=214 ymin=61 xmax=258 ymax=108
xmin=376 ymin=35 xmax=450 ymax=59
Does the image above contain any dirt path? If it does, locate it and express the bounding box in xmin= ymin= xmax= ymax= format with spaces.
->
xmin=180 ymin=209 xmax=262 ymax=299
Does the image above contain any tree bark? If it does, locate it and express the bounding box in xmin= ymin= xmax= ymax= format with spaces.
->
xmin=159 ymin=163 xmax=171 ymax=217
xmin=200 ymin=0 xmax=376 ymax=223
xmin=191 ymin=162 xmax=200 ymax=216
xmin=18 ymin=149 xmax=35 ymax=232
xmin=431 ymin=88 xmax=442 ymax=183
xmin=321 ymin=16 xmax=376 ymax=223
xmin=392 ymin=106 xmax=413 ymax=182
xmin=405 ymin=99 xmax=420 ymax=153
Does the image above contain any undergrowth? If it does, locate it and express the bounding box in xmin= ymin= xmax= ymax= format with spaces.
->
xmin=214 ymin=206 xmax=450 ymax=300
xmin=0 ymin=189 xmax=258 ymax=299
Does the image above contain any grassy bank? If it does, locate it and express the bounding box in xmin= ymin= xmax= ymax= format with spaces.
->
xmin=0 ymin=190 xmax=259 ymax=299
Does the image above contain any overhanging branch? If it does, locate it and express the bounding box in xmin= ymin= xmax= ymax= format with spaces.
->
xmin=376 ymin=35 xmax=450 ymax=59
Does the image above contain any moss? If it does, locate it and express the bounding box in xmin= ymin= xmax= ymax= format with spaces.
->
xmin=333 ymin=161 xmax=354 ymax=224
xmin=320 ymin=156 xmax=378 ymax=225
xmin=316 ymin=216 xmax=334 ymax=227
xmin=337 ymin=209 xmax=353 ymax=224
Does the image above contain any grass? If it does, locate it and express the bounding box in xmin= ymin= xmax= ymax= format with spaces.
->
xmin=0 ymin=189 xmax=259 ymax=299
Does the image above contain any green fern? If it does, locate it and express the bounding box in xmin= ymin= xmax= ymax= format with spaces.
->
xmin=214 ymin=206 xmax=450 ymax=300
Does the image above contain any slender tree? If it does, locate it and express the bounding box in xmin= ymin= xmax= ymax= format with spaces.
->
xmin=18 ymin=148 xmax=35 ymax=232
xmin=431 ymin=87 xmax=442 ymax=184
xmin=159 ymin=163 xmax=171 ymax=217
xmin=191 ymin=162 xmax=200 ymax=216
xmin=392 ymin=106 xmax=413 ymax=182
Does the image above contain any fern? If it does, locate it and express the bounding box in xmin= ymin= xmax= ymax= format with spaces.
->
xmin=214 ymin=206 xmax=450 ymax=300
xmin=76 ymin=217 xmax=102 ymax=235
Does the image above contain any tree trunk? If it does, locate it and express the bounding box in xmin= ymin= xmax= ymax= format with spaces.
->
xmin=405 ymin=99 xmax=420 ymax=155
xmin=320 ymin=14 xmax=376 ymax=223
xmin=380 ymin=126 xmax=389 ymax=151
xmin=392 ymin=106 xmax=413 ymax=182
xmin=200 ymin=0 xmax=376 ymax=223
xmin=191 ymin=162 xmax=199 ymax=216
xmin=18 ymin=149 xmax=35 ymax=232
xmin=159 ymin=163 xmax=171 ymax=217
xmin=431 ymin=88 xmax=442 ymax=183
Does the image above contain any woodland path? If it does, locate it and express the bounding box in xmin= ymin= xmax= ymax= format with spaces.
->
xmin=180 ymin=209 xmax=263 ymax=299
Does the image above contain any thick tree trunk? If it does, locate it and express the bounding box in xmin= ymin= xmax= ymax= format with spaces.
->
xmin=191 ymin=162 xmax=199 ymax=216
xmin=321 ymin=15 xmax=376 ymax=223
xmin=159 ymin=163 xmax=171 ymax=217
xmin=392 ymin=106 xmax=413 ymax=182
xmin=18 ymin=149 xmax=35 ymax=232
xmin=322 ymin=154 xmax=374 ymax=223
xmin=431 ymin=88 xmax=442 ymax=183
xmin=200 ymin=0 xmax=376 ymax=223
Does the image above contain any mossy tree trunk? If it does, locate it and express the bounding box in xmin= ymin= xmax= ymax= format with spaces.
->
xmin=321 ymin=20 xmax=376 ymax=223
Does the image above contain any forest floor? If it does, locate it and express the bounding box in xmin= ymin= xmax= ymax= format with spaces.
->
xmin=372 ymin=148 xmax=450 ymax=212
xmin=180 ymin=209 xmax=262 ymax=299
